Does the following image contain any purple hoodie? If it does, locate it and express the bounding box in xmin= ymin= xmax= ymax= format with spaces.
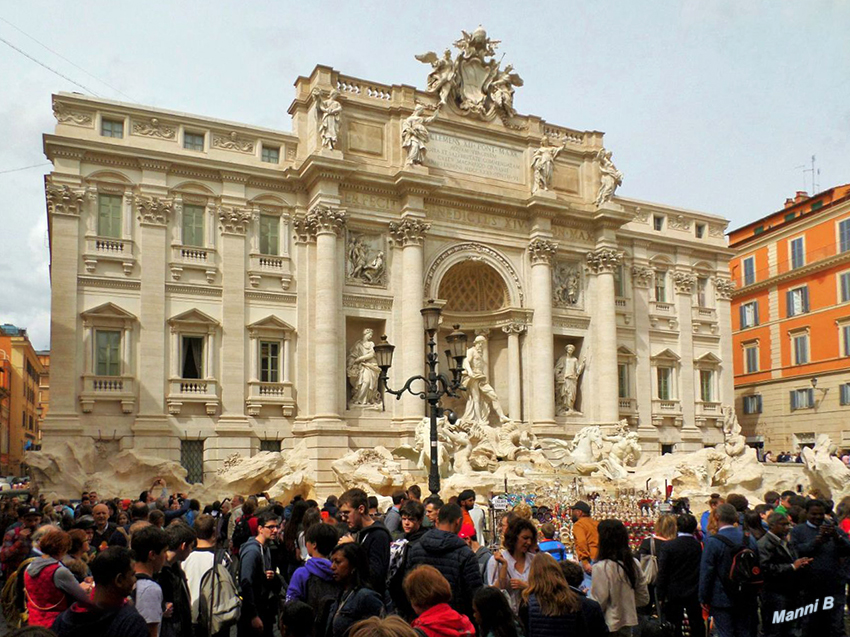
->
xmin=285 ymin=557 xmax=334 ymax=602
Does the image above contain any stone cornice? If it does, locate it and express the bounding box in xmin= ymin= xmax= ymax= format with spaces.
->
xmin=343 ymin=293 xmax=393 ymax=311
xmin=78 ymin=276 xmax=141 ymax=290
xmin=165 ymin=283 xmax=223 ymax=297
xmin=732 ymin=250 xmax=850 ymax=297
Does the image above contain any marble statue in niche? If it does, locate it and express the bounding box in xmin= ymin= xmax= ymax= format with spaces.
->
xmin=532 ymin=137 xmax=565 ymax=192
xmin=346 ymin=231 xmax=386 ymax=286
xmin=347 ymin=328 xmax=382 ymax=408
xmin=402 ymin=105 xmax=439 ymax=167
xmin=553 ymin=261 xmax=581 ymax=307
xmin=313 ymin=88 xmax=342 ymax=150
xmin=554 ymin=343 xmax=585 ymax=415
xmin=595 ymin=148 xmax=623 ymax=207
xmin=460 ymin=335 xmax=509 ymax=425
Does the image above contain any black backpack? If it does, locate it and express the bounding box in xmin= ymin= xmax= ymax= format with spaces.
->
xmin=715 ymin=528 xmax=763 ymax=597
xmin=231 ymin=515 xmax=253 ymax=552
xmin=304 ymin=574 xmax=341 ymax=637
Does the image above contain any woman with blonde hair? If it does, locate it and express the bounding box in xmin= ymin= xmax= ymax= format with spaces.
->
xmin=348 ymin=616 xmax=420 ymax=637
xmin=519 ymin=552 xmax=586 ymax=636
xmin=637 ymin=513 xmax=676 ymax=612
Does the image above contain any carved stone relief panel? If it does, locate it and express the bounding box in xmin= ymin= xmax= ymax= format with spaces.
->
xmin=346 ymin=230 xmax=387 ymax=288
xmin=552 ymin=260 xmax=583 ymax=308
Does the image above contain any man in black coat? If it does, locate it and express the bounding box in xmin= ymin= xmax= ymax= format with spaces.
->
xmin=758 ymin=512 xmax=812 ymax=637
xmin=406 ymin=503 xmax=483 ymax=623
xmin=656 ymin=513 xmax=704 ymax=637
xmin=337 ymin=487 xmax=391 ymax=597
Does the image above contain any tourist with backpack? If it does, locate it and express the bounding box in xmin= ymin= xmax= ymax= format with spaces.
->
xmin=337 ymin=488 xmax=392 ymax=597
xmin=157 ymin=523 xmax=196 ymax=637
xmin=185 ymin=514 xmax=240 ymax=637
xmin=537 ymin=522 xmax=567 ymax=562
xmin=698 ymin=503 xmax=760 ymax=637
xmin=286 ymin=523 xmax=340 ymax=635
xmin=239 ymin=510 xmax=281 ymax=637
xmin=231 ymin=499 xmax=258 ymax=556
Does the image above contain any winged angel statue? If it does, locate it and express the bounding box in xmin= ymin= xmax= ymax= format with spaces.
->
xmin=415 ymin=26 xmax=523 ymax=121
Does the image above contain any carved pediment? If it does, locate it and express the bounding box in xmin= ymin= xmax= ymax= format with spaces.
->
xmin=167 ymin=308 xmax=219 ymax=327
xmin=247 ymin=315 xmax=295 ymax=337
xmin=651 ymin=348 xmax=681 ymax=362
xmin=81 ymin=302 xmax=137 ymax=321
xmin=695 ymin=352 xmax=722 ymax=365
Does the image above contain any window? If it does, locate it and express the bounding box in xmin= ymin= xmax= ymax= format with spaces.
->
xmin=697 ymin=277 xmax=709 ymax=308
xmin=785 ymin=212 xmax=796 ymax=222
xmin=654 ymin=271 xmax=667 ymax=303
xmin=618 ymin=363 xmax=629 ymax=398
xmin=744 ymin=343 xmax=759 ymax=374
xmin=653 ymin=215 xmax=664 ymax=231
xmin=743 ymin=395 xmax=762 ymax=414
xmin=753 ymin=226 xmax=765 ymax=235
xmin=181 ymin=336 xmax=204 ymax=379
xmin=792 ymin=332 xmax=809 ymax=365
xmin=840 ymin=384 xmax=850 ymax=406
xmin=614 ymin=264 xmax=626 ymax=297
xmin=699 ymin=369 xmax=714 ymax=402
xmin=743 ymin=257 xmax=755 ymax=286
xmin=840 ymin=219 xmax=850 ymax=253
xmin=180 ymin=440 xmax=204 ymax=484
xmin=259 ymin=214 xmax=279 ymax=255
xmin=657 ymin=367 xmax=672 ymax=400
xmin=261 ymin=145 xmax=280 ymax=164
xmin=840 ymin=272 xmax=850 ymax=303
xmin=182 ymin=204 xmax=205 ymax=247
xmin=841 ymin=324 xmax=850 ymax=357
xmin=184 ymin=131 xmax=205 ymax=151
xmin=95 ymin=330 xmax=121 ymax=377
xmin=260 ymin=341 xmax=280 ymax=383
xmin=740 ymin=301 xmax=759 ymax=329
xmin=790 ymin=237 xmax=805 ymax=269
xmin=790 ymin=388 xmax=814 ymax=410
xmin=101 ymin=118 xmax=123 ymax=138
xmin=97 ymin=194 xmax=123 ymax=238
xmin=661 ymin=444 xmax=674 ymax=455
xmin=259 ymin=439 xmax=281 ymax=453
xmin=695 ymin=223 xmax=705 ymax=239
xmin=786 ymin=286 xmax=809 ymax=317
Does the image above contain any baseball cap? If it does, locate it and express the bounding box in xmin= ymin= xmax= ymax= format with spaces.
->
xmin=571 ymin=501 xmax=591 ymax=515
xmin=22 ymin=507 xmax=42 ymax=518
xmin=458 ymin=523 xmax=476 ymax=540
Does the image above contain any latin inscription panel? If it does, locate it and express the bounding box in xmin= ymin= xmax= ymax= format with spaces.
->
xmin=426 ymin=132 xmax=525 ymax=184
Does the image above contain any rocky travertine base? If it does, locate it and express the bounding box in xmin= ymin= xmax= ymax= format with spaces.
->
xmin=330 ymin=447 xmax=413 ymax=496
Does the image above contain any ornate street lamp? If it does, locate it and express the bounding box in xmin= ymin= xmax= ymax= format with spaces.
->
xmin=375 ymin=302 xmax=467 ymax=497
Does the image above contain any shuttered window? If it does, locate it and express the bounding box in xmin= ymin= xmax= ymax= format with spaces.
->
xmin=182 ymin=205 xmax=205 ymax=247
xmin=792 ymin=333 xmax=809 ymax=365
xmin=743 ymin=257 xmax=756 ymax=286
xmin=657 ymin=367 xmax=672 ymax=400
xmin=260 ymin=341 xmax=280 ymax=383
xmin=97 ymin=194 xmax=123 ymax=238
xmin=790 ymin=237 xmax=805 ymax=269
xmin=95 ymin=330 xmax=121 ymax=377
xmin=790 ymin=388 xmax=813 ymax=410
xmin=840 ymin=384 xmax=850 ymax=406
xmin=840 ymin=219 xmax=850 ymax=253
xmin=259 ymin=214 xmax=279 ymax=255
xmin=743 ymin=395 xmax=762 ymax=414
xmin=740 ymin=301 xmax=759 ymax=328
xmin=786 ymin=287 xmax=809 ymax=317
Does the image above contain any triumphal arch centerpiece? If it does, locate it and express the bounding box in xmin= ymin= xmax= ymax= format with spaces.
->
xmin=39 ymin=27 xmax=734 ymax=492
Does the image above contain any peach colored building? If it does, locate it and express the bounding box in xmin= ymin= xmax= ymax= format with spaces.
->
xmin=730 ymin=185 xmax=850 ymax=453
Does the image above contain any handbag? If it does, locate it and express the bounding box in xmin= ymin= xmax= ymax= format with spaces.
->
xmin=639 ymin=537 xmax=659 ymax=585
xmin=638 ymin=588 xmax=676 ymax=637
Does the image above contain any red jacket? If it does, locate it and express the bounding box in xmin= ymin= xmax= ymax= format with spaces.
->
xmin=412 ymin=603 xmax=476 ymax=637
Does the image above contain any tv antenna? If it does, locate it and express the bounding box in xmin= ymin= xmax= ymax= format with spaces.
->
xmin=796 ymin=155 xmax=820 ymax=195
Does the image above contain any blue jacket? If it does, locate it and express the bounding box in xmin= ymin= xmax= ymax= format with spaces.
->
xmin=538 ymin=540 xmax=567 ymax=561
xmin=789 ymin=522 xmax=850 ymax=593
xmin=698 ymin=526 xmax=758 ymax=608
xmin=239 ymin=538 xmax=271 ymax=620
xmin=286 ymin=556 xmax=333 ymax=602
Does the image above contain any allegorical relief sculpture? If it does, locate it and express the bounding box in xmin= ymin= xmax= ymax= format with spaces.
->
xmin=346 ymin=328 xmax=382 ymax=408
xmin=415 ymin=26 xmax=523 ymax=122
xmin=595 ymin=148 xmax=623 ymax=207
xmin=531 ymin=137 xmax=565 ymax=193
xmin=553 ymin=262 xmax=581 ymax=307
xmin=312 ymin=89 xmax=342 ymax=150
xmin=346 ymin=232 xmax=386 ymax=286
xmin=402 ymin=105 xmax=439 ymax=167
xmin=461 ymin=335 xmax=510 ymax=425
xmin=554 ymin=344 xmax=586 ymax=415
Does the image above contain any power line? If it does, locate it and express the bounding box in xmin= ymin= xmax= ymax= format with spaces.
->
xmin=0 ymin=34 xmax=102 ymax=97
xmin=0 ymin=162 xmax=51 ymax=176
xmin=0 ymin=16 xmax=136 ymax=102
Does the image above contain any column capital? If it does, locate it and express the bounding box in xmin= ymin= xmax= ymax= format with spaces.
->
xmin=713 ymin=276 xmax=735 ymax=300
xmin=672 ymin=270 xmax=697 ymax=295
xmin=307 ymin=204 xmax=346 ymax=236
xmin=292 ymin=215 xmax=316 ymax=244
xmin=501 ymin=322 xmax=527 ymax=335
xmin=528 ymin=238 xmax=558 ymax=265
xmin=389 ymin=217 xmax=431 ymax=247
xmin=585 ymin=247 xmax=623 ymax=274
xmin=218 ymin=205 xmax=254 ymax=235
xmin=631 ymin=265 xmax=654 ymax=288
xmin=45 ymin=182 xmax=86 ymax=217
xmin=135 ymin=195 xmax=174 ymax=226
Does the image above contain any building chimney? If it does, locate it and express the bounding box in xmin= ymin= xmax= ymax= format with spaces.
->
xmin=795 ymin=191 xmax=808 ymax=203
xmin=784 ymin=198 xmax=795 ymax=208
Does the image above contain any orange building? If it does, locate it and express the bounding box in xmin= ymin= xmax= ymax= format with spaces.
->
xmin=729 ymin=184 xmax=850 ymax=453
xmin=0 ymin=325 xmax=45 ymax=475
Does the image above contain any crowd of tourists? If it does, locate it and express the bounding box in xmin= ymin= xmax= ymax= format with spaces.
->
xmin=0 ymin=481 xmax=848 ymax=637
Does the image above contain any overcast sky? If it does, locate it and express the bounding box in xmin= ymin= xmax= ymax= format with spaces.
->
xmin=1 ymin=1 xmax=848 ymax=350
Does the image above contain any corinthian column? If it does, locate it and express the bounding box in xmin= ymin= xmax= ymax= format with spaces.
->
xmin=502 ymin=322 xmax=526 ymax=421
xmin=389 ymin=218 xmax=431 ymax=421
xmin=528 ymin=238 xmax=558 ymax=425
xmin=309 ymin=205 xmax=346 ymax=419
xmin=586 ymin=247 xmax=623 ymax=423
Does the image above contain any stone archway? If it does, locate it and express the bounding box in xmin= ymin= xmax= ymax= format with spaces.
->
xmin=424 ymin=242 xmax=523 ymax=306
xmin=438 ymin=260 xmax=509 ymax=313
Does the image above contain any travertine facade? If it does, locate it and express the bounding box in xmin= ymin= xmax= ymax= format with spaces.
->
xmin=41 ymin=31 xmax=733 ymax=487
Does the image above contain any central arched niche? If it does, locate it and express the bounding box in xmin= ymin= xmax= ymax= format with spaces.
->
xmin=438 ymin=260 xmax=509 ymax=313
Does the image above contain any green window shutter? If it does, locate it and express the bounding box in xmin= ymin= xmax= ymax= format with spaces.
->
xmin=98 ymin=194 xmax=123 ymax=238
xmin=95 ymin=330 xmax=121 ymax=376
xmin=260 ymin=215 xmax=279 ymax=255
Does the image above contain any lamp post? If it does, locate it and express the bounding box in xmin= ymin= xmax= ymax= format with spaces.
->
xmin=374 ymin=300 xmax=467 ymax=497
